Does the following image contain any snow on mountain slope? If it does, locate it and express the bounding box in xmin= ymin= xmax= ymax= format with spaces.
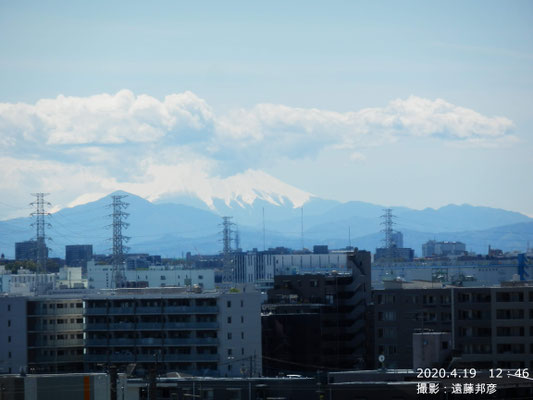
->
xmin=154 ymin=169 xmax=315 ymax=211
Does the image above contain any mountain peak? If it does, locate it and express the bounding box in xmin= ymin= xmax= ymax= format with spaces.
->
xmin=156 ymin=169 xmax=315 ymax=212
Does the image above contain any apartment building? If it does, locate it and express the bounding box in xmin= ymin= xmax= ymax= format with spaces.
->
xmin=262 ymin=249 xmax=371 ymax=374
xmin=372 ymin=281 xmax=533 ymax=369
xmin=0 ymin=286 xmax=262 ymax=377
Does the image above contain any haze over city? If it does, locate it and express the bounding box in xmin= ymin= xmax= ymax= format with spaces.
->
xmin=1 ymin=0 xmax=532 ymax=220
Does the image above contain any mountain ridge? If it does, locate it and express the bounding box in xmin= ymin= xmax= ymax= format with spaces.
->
xmin=0 ymin=190 xmax=531 ymax=259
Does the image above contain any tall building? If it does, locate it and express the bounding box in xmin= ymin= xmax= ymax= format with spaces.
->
xmin=65 ymin=244 xmax=93 ymax=269
xmin=15 ymin=240 xmax=48 ymax=261
xmin=374 ymin=247 xmax=414 ymax=262
xmin=391 ymin=231 xmax=404 ymax=248
xmin=422 ymin=240 xmax=466 ymax=257
xmin=262 ymin=249 xmax=371 ymax=375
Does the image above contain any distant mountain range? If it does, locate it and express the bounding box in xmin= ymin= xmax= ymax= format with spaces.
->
xmin=1 ymin=189 xmax=532 ymax=259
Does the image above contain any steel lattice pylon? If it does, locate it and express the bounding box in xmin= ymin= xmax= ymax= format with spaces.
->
xmin=220 ymin=216 xmax=235 ymax=284
xmin=30 ymin=193 xmax=51 ymax=273
xmin=380 ymin=208 xmax=396 ymax=260
xmin=108 ymin=195 xmax=130 ymax=288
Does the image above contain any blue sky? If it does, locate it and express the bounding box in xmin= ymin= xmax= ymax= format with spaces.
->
xmin=0 ymin=0 xmax=532 ymax=218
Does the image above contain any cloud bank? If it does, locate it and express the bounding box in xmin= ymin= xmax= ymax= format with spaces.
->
xmin=0 ymin=90 xmax=515 ymax=217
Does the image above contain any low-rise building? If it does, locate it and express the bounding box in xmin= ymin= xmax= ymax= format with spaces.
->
xmin=87 ymin=261 xmax=215 ymax=290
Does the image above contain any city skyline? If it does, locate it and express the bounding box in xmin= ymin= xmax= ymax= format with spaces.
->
xmin=1 ymin=1 xmax=532 ymax=219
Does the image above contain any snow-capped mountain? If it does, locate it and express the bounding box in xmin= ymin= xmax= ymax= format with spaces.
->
xmin=153 ymin=169 xmax=315 ymax=211
xmin=1 ymin=170 xmax=532 ymax=259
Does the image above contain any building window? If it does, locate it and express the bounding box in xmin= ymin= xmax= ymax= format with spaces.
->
xmin=241 ymin=332 xmax=244 ymax=339
xmin=8 ymin=336 xmax=11 ymax=343
xmin=7 ymin=304 xmax=10 ymax=312
xmin=227 ymin=333 xmax=232 ymax=340
xmin=7 ymin=320 xmax=10 ymax=327
xmin=227 ymin=301 xmax=231 ymax=308
xmin=377 ymin=311 xmax=396 ymax=321
xmin=227 ymin=317 xmax=232 ymax=324
xmin=8 ymin=352 xmax=11 ymax=358
xmin=241 ymin=316 xmax=244 ymax=323
xmin=227 ymin=349 xmax=232 ymax=356
xmin=240 ymin=300 xmax=244 ymax=307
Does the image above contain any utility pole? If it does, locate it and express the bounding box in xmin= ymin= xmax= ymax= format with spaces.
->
xmin=108 ymin=195 xmax=130 ymax=288
xmin=30 ymin=193 xmax=51 ymax=273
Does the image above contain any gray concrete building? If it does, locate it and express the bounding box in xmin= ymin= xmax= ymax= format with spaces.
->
xmin=0 ymin=296 xmax=27 ymax=374
xmin=372 ymin=281 xmax=533 ymax=370
xmin=0 ymin=286 xmax=262 ymax=377
xmin=65 ymin=244 xmax=93 ymax=269
xmin=262 ymin=249 xmax=371 ymax=373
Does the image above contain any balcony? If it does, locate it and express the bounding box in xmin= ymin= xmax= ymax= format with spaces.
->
xmin=85 ymin=354 xmax=108 ymax=362
xmin=108 ymin=308 xmax=135 ymax=315
xmin=110 ymin=354 xmax=136 ymax=362
xmin=110 ymin=338 xmax=137 ymax=346
xmin=137 ymin=323 xmax=164 ymax=330
xmin=163 ymin=354 xmax=219 ymax=362
xmin=137 ymin=338 xmax=163 ymax=346
xmin=85 ymin=339 xmax=109 ymax=346
xmin=28 ymin=323 xmax=84 ymax=332
xmin=163 ymin=338 xmax=218 ymax=346
xmin=165 ymin=322 xmax=218 ymax=330
xmin=85 ymin=323 xmax=109 ymax=331
xmin=28 ymin=339 xmax=84 ymax=348
xmin=33 ymin=355 xmax=83 ymax=363
xmin=109 ymin=323 xmax=136 ymax=330
xmin=136 ymin=307 xmax=163 ymax=314
xmin=29 ymin=307 xmax=83 ymax=316
xmin=85 ymin=307 xmax=108 ymax=315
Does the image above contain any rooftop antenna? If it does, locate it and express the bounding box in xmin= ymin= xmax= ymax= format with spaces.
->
xmin=262 ymin=207 xmax=266 ymax=251
xmin=301 ymin=206 xmax=304 ymax=250
xmin=348 ymin=226 xmax=352 ymax=249
xmin=234 ymin=224 xmax=241 ymax=251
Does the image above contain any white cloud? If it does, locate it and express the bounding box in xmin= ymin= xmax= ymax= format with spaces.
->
xmin=0 ymin=90 xmax=214 ymax=149
xmin=0 ymin=90 xmax=517 ymax=217
xmin=214 ymin=96 xmax=514 ymax=155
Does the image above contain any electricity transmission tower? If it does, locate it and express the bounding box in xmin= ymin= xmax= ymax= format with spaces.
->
xmin=108 ymin=195 xmax=130 ymax=288
xmin=30 ymin=193 xmax=51 ymax=273
xmin=220 ymin=216 xmax=235 ymax=284
xmin=380 ymin=208 xmax=396 ymax=260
